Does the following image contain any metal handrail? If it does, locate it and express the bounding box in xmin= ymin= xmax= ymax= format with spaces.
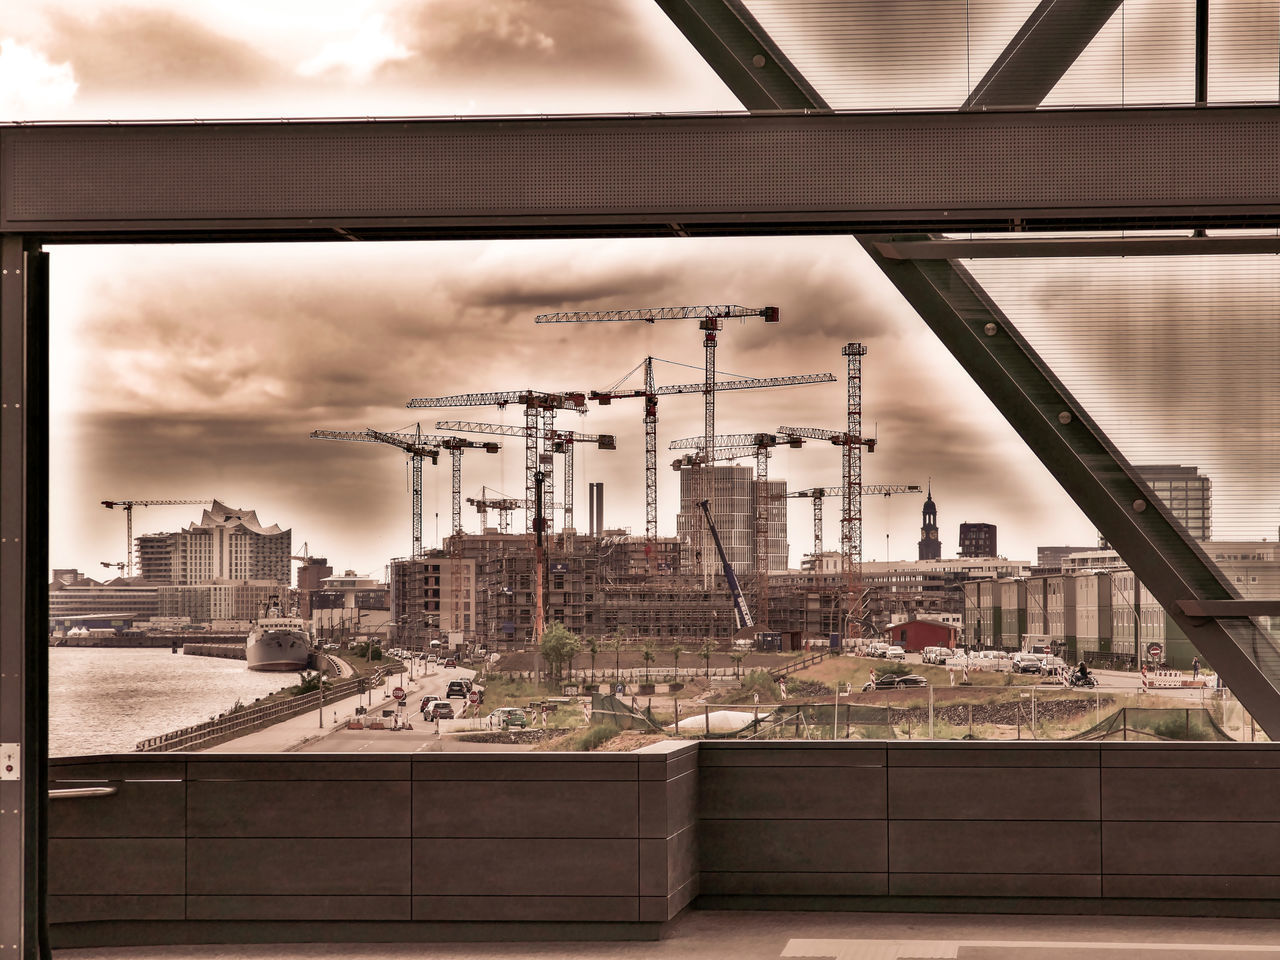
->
xmin=49 ymin=787 xmax=117 ymax=800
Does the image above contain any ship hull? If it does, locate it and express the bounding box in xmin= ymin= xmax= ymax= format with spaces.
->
xmin=246 ymin=623 xmax=310 ymax=672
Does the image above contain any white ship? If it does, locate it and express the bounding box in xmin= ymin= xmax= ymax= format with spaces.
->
xmin=245 ymin=597 xmax=311 ymax=671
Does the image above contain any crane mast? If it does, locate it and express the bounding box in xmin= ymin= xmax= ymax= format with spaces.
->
xmin=775 ymin=342 xmax=876 ymax=644
xmin=100 ymin=499 xmax=210 ymax=577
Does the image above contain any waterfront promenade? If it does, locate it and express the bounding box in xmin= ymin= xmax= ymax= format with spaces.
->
xmin=201 ymin=661 xmax=482 ymax=753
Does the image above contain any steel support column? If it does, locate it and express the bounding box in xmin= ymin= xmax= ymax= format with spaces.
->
xmin=862 ymin=237 xmax=1280 ymax=738
xmin=1 ymin=236 xmax=49 ymax=957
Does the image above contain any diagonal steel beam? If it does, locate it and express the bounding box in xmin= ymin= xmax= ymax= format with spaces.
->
xmin=655 ymin=0 xmax=828 ymax=112
xmin=963 ymin=0 xmax=1123 ymax=110
xmin=861 ymin=237 xmax=1280 ymax=739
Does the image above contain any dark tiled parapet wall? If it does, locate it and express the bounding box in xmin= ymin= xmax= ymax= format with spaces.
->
xmin=47 ymin=740 xmax=1280 ymax=948
xmin=48 ymin=742 xmax=698 ymax=948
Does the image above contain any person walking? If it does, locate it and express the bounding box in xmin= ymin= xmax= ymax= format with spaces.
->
xmin=1192 ymin=656 xmax=1201 ymax=681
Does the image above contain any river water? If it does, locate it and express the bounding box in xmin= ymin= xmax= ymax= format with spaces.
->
xmin=49 ymin=647 xmax=298 ymax=756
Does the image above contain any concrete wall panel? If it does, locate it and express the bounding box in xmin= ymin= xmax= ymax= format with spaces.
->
xmin=47 ymin=896 xmax=185 ymax=923
xmin=890 ymin=767 xmax=1099 ymax=820
xmin=889 ymin=872 xmax=1101 ymax=898
xmin=48 ymin=839 xmax=185 ymax=895
xmin=1104 ymin=768 xmax=1280 ymax=821
xmin=414 ymin=780 xmax=634 ymax=838
xmin=188 ymin=838 xmax=408 ymax=896
xmin=187 ymin=895 xmax=411 ymax=921
xmin=701 ymin=764 xmax=885 ymax=820
xmin=191 ymin=758 xmax=409 ymax=780
xmin=700 ymin=871 xmax=888 ymax=896
xmin=1103 ymin=822 xmax=1280 ymax=876
xmin=889 ymin=820 xmax=1100 ymax=875
xmin=701 ymin=819 xmax=887 ymax=873
xmin=49 ymin=780 xmax=185 ymax=838
xmin=413 ymin=839 xmax=637 ymax=896
xmin=189 ymin=780 xmax=411 ymax=837
xmin=412 ymin=895 xmax=637 ymax=922
xmin=413 ymin=758 xmax=636 ymax=781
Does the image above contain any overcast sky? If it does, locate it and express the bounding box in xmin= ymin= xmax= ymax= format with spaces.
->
xmin=20 ymin=0 xmax=1258 ymax=579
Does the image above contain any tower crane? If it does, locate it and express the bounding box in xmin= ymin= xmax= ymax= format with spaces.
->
xmin=310 ymin=427 xmax=500 ymax=554
xmin=777 ymin=485 xmax=923 ymax=560
xmin=100 ymin=499 xmax=210 ymax=577
xmin=407 ymin=389 xmax=587 ymax=533
xmin=670 ymin=432 xmax=805 ymax=630
xmin=467 ymin=488 xmax=564 ymax=535
xmin=536 ymin=307 xmax=781 ymax=587
xmin=435 ymin=420 xmax=615 ymax=533
xmin=778 ymin=341 xmax=875 ymax=644
xmin=100 ymin=561 xmax=126 ymax=576
xmin=535 ymin=306 xmax=779 ymax=466
xmin=590 ymin=357 xmax=835 ymax=548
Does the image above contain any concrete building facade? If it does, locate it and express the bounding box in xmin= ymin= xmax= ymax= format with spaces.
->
xmin=959 ymin=522 xmax=998 ymax=558
xmin=135 ymin=500 xmax=292 ymax=586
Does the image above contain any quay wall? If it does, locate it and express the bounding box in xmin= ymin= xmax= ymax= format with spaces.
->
xmin=46 ymin=740 xmax=1280 ymax=947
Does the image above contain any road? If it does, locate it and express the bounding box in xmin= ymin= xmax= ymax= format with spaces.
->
xmin=293 ymin=662 xmax=546 ymax=753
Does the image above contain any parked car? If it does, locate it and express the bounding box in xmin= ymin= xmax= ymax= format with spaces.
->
xmin=443 ymin=657 xmax=458 ymax=668
xmin=867 ymin=642 xmax=890 ymax=658
xmin=446 ymin=680 xmax=470 ymax=699
xmin=884 ymin=645 xmax=907 ymax=661
xmin=423 ymin=700 xmax=454 ymax=720
xmin=1010 ymin=652 xmax=1043 ymax=673
xmin=921 ymin=646 xmax=946 ymax=664
xmin=488 ymin=707 xmax=528 ymax=729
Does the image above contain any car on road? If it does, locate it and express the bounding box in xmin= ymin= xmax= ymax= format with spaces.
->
xmin=446 ymin=680 xmax=470 ymax=699
xmin=443 ymin=657 xmax=458 ymax=668
xmin=884 ymin=645 xmax=907 ymax=661
xmin=423 ymin=700 xmax=454 ymax=720
xmin=488 ymin=707 xmax=528 ymax=729
xmin=862 ymin=673 xmax=929 ymax=691
xmin=867 ymin=642 xmax=890 ymax=658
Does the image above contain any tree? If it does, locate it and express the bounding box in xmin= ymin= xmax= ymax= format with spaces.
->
xmin=731 ymin=651 xmax=746 ymax=678
xmin=699 ymin=640 xmax=715 ymax=678
xmin=587 ymin=636 xmax=599 ymax=683
xmin=641 ymin=641 xmax=656 ymax=677
xmin=670 ymin=643 xmax=685 ymax=681
xmin=540 ymin=621 xmax=582 ymax=682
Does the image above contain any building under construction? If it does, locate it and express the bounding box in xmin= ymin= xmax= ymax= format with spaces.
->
xmin=673 ymin=464 xmax=788 ymax=577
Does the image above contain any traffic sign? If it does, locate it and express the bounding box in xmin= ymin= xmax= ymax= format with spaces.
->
xmin=392 ymin=686 xmax=406 ymax=702
xmin=468 ymin=690 xmax=479 ymax=704
xmin=1146 ymin=642 xmax=1164 ymax=660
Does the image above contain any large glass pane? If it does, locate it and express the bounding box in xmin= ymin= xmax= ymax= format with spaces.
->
xmin=964 ymin=253 xmax=1280 ymax=657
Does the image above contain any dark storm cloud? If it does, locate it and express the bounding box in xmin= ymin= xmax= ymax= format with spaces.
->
xmin=43 ymin=7 xmax=278 ymax=92
xmin=379 ymin=0 xmax=670 ymax=86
